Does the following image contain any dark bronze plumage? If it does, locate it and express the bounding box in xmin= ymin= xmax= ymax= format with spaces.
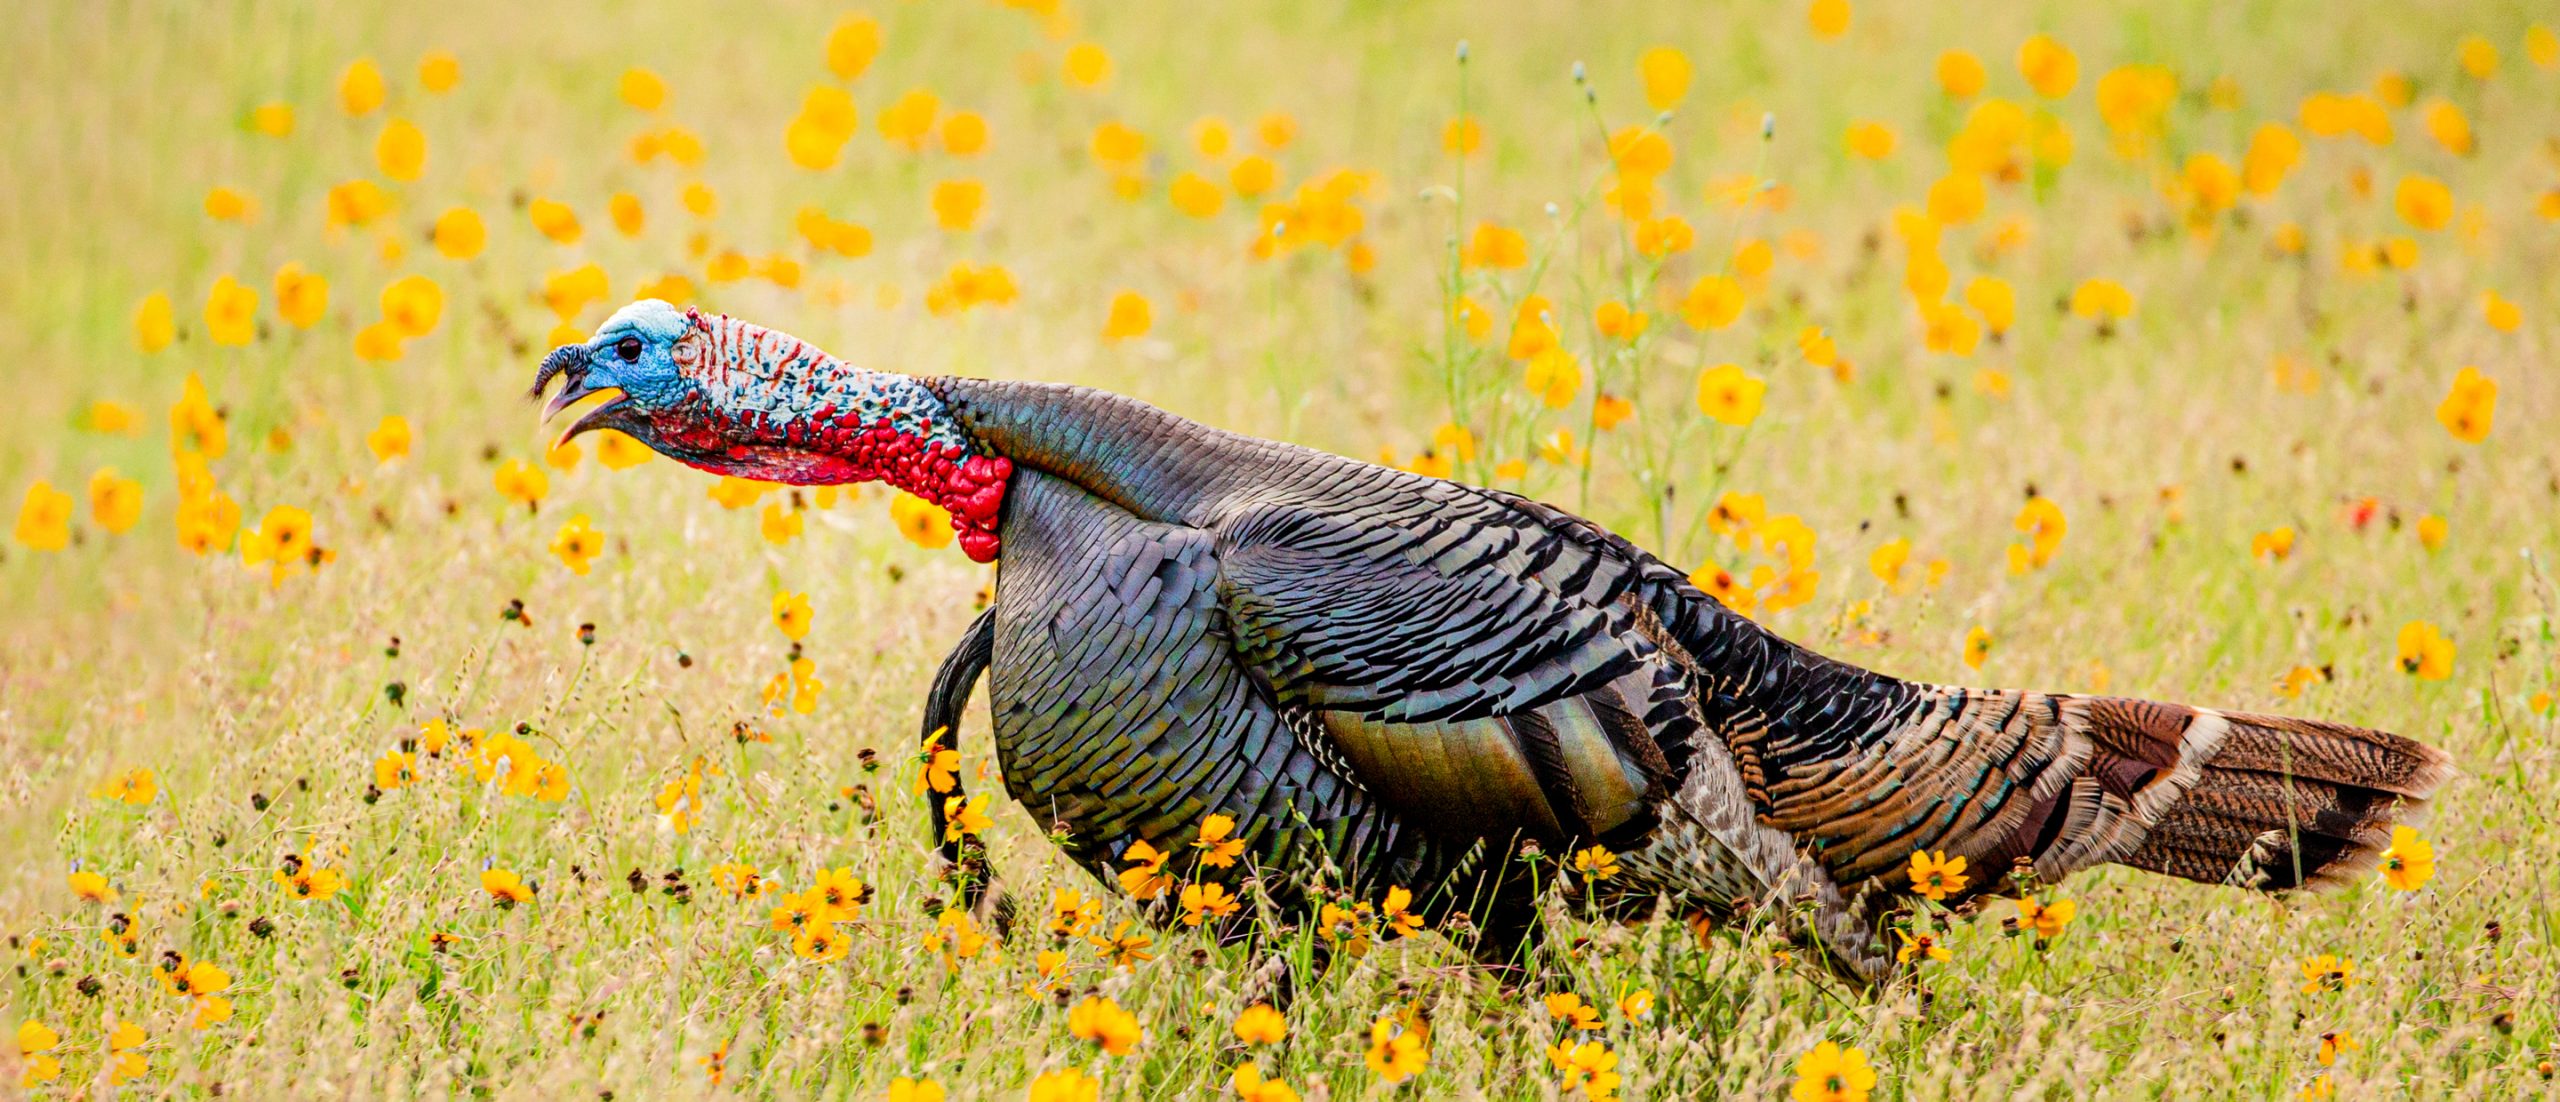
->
xmin=903 ymin=379 xmax=2450 ymax=982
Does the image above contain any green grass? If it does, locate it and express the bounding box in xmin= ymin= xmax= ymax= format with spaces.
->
xmin=3 ymin=0 xmax=2556 ymax=1097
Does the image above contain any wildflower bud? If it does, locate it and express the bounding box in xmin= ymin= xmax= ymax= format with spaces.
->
xmin=1456 ymin=40 xmax=1468 ymax=62
xmin=1761 ymin=112 xmax=1776 ymax=140
xmin=1189 ymin=947 xmax=1211 ymax=967
xmin=895 ymin=985 xmax=915 ymax=1005
xmin=386 ymin=636 xmax=401 ymax=658
xmin=677 ymin=651 xmax=693 ymax=668
xmin=2000 ymin=916 xmax=2020 ymax=938
xmin=860 ymin=1021 xmax=887 ymax=1047
xmin=250 ymin=792 xmax=269 ymax=811
xmin=340 ymin=966 xmax=361 ymax=988
xmin=363 ymin=784 xmax=382 ymax=805
xmin=385 ymin=681 xmax=407 ymax=706
xmin=77 ymin=975 xmax=102 ymax=997
xmin=296 ymin=776 xmax=309 ymax=791
xmin=45 ymin=957 xmax=69 ymax=976
xmin=2537 ymin=1060 xmax=2553 ymax=1080
xmin=212 ymin=831 xmax=228 ymax=848
xmin=2484 ymin=920 xmax=2503 ymax=943
xmin=249 ymin=916 xmax=275 ymax=939
xmin=1571 ymin=60 xmax=1586 ymax=83
xmin=857 ymin=748 xmax=879 ymax=772
xmin=627 ymin=868 xmax=647 ymax=895
xmin=578 ymin=622 xmax=596 ymax=646
xmin=1053 ymin=986 xmax=1075 ymax=1008
xmin=2492 ymin=1011 xmax=2515 ymax=1034
xmin=217 ymin=900 xmax=243 ymax=917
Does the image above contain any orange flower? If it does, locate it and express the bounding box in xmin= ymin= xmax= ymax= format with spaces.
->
xmin=1101 ymin=291 xmax=1152 ymax=341
xmin=619 ymin=68 xmax=668 ymax=111
xmin=375 ymin=118 xmax=427 ymax=181
xmin=366 ymin=415 xmax=409 ymax=463
xmin=1062 ymin=42 xmax=1112 ymax=88
xmin=1681 ymin=274 xmax=1747 ymax=330
xmin=2435 ymin=367 xmax=2496 ymax=443
xmin=528 ymin=198 xmax=581 ymax=245
xmin=1117 ymin=839 xmax=1171 ymax=900
xmin=432 ymin=207 xmax=486 ymax=259
xmin=941 ymin=111 xmax=988 ymax=155
xmin=1844 ymin=120 xmax=1895 ymax=159
xmin=339 ymin=57 xmax=385 ymax=115
xmin=419 ymin=51 xmax=460 ymax=93
xmin=1235 ymin=1004 xmax=1288 ymax=1045
xmin=2394 ymin=174 xmax=2453 ymax=232
xmin=381 ymin=275 xmax=444 ymax=337
xmin=1193 ymin=812 xmax=1245 ymax=867
xmin=1907 ymin=849 xmax=1969 ymax=900
xmin=1807 ymin=0 xmax=1850 ymax=39
xmin=2068 ymin=278 xmax=2135 ymax=321
xmin=275 ymin=263 xmax=328 ymax=329
xmin=2017 ymin=34 xmax=2078 ymax=98
xmin=204 ymin=275 xmax=258 ymax=347
xmin=1936 ymin=50 xmax=1986 ymax=98
xmin=1695 ymin=363 xmax=1766 ymax=426
xmin=930 ymin=178 xmax=984 ymax=232
xmin=1442 ymin=115 xmax=1483 ymax=155
xmin=2395 ymin=621 xmax=2453 ymax=681
xmin=1463 ymin=222 xmax=1528 ymax=269
xmin=1638 ymin=46 xmax=1692 ymax=110
xmin=1168 ymin=172 xmax=1223 ymax=217
xmin=205 ymin=186 xmax=257 ymax=223
xmin=825 ymin=14 xmax=881 ymax=79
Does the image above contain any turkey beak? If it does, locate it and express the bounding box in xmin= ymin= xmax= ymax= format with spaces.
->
xmin=533 ymin=345 xmax=596 ymax=418
xmin=532 ymin=344 xmax=630 ymax=447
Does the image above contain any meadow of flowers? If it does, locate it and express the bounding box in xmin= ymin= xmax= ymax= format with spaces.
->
xmin=3 ymin=0 xmax=2556 ymax=1097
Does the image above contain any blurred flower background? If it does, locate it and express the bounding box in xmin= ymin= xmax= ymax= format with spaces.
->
xmin=0 ymin=0 xmax=2555 ymax=1096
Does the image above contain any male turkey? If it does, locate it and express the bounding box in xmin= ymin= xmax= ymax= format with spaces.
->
xmin=536 ymin=300 xmax=2452 ymax=982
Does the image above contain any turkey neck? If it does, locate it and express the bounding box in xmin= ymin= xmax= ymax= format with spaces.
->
xmin=927 ymin=378 xmax=1303 ymax=528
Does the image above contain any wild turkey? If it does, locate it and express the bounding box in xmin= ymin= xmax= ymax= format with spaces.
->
xmin=536 ymin=300 xmax=2453 ymax=982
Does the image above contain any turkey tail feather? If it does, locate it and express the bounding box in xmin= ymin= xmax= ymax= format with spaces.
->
xmin=1735 ymin=675 xmax=2453 ymax=903
xmin=2099 ymin=703 xmax=2453 ymax=891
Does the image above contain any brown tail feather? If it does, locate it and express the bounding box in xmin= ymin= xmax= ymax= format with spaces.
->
xmin=1733 ymin=679 xmax=2451 ymax=911
xmin=2091 ymin=702 xmax=2453 ymax=892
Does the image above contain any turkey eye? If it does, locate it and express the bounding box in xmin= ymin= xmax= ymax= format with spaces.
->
xmin=615 ymin=337 xmax=643 ymax=362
